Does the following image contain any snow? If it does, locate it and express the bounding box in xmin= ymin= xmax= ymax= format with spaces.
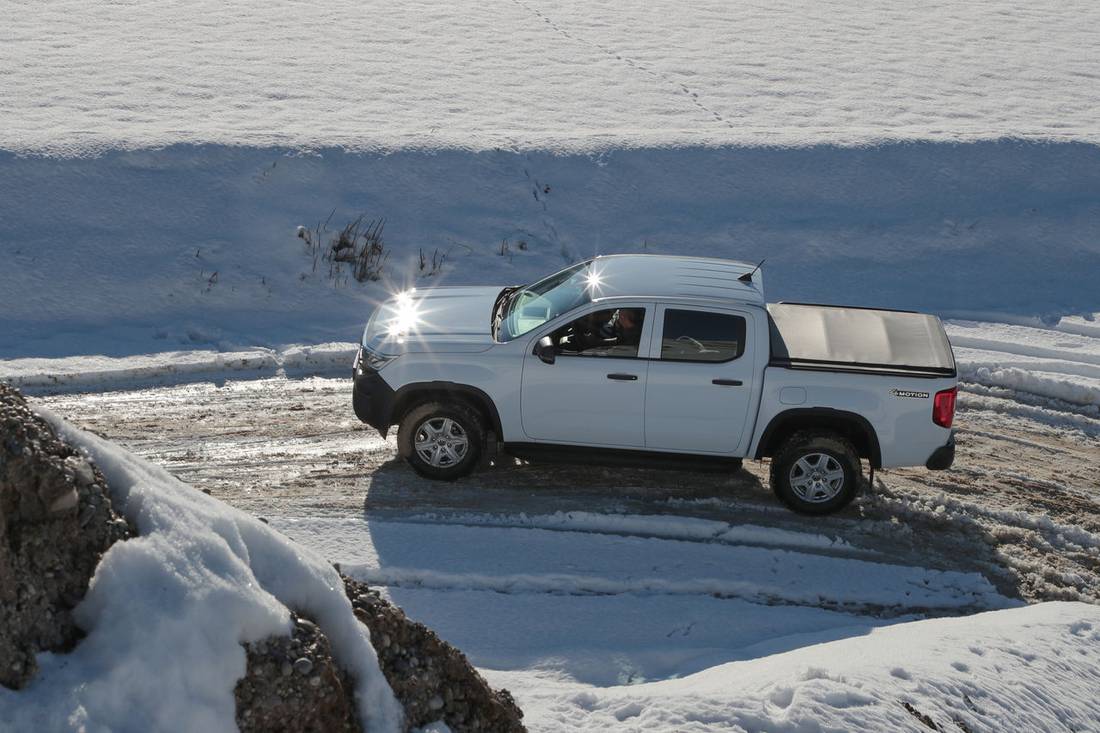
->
xmin=265 ymin=515 xmax=1100 ymax=732
xmin=2 ymin=143 xmax=1099 ymax=363
xmin=272 ymin=515 xmax=1009 ymax=614
xmin=946 ymin=320 xmax=1100 ymax=420
xmin=0 ymin=411 xmax=403 ymax=733
xmin=3 ymin=1 xmax=1099 ymax=153
xmin=400 ymin=510 xmax=863 ymax=554
xmin=488 ymin=602 xmax=1100 ymax=732
xmin=0 ymin=343 xmax=357 ymax=393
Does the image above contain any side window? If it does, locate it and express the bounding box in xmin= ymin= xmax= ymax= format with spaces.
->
xmin=660 ymin=309 xmax=745 ymax=362
xmin=549 ymin=308 xmax=645 ymax=358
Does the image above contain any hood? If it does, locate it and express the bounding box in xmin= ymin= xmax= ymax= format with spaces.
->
xmin=362 ymin=286 xmax=503 ymax=354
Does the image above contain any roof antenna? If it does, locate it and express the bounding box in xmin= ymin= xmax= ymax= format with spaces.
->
xmin=738 ymin=259 xmax=765 ymax=284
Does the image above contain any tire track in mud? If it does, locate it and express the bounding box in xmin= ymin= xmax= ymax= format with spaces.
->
xmin=864 ymin=473 xmax=1100 ymax=604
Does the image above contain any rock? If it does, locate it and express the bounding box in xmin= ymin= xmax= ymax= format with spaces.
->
xmin=342 ymin=575 xmax=525 ymax=732
xmin=64 ymin=455 xmax=96 ymax=487
xmin=235 ymin=613 xmax=358 ymax=733
xmin=48 ymin=488 xmax=79 ymax=514
xmin=0 ymin=384 xmax=133 ymax=690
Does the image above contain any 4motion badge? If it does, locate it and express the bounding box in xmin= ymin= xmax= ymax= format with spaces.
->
xmin=891 ymin=389 xmax=930 ymax=399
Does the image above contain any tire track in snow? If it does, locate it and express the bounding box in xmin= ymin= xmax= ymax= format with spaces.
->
xmin=392 ymin=512 xmax=875 ymax=559
xmin=343 ymin=565 xmax=1004 ymax=619
xmin=868 ymin=479 xmax=1100 ymax=603
xmin=960 ymin=386 xmax=1100 ymax=429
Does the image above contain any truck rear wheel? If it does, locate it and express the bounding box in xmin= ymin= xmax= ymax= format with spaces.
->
xmin=770 ymin=431 xmax=861 ymax=514
xmin=398 ymin=401 xmax=483 ymax=481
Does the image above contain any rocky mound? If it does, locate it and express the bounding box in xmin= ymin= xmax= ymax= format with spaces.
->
xmin=344 ymin=575 xmax=525 ymax=732
xmin=0 ymin=383 xmax=132 ymax=689
xmin=2 ymin=382 xmax=523 ymax=732
xmin=237 ymin=579 xmax=526 ymax=733
xmin=236 ymin=614 xmax=360 ymax=733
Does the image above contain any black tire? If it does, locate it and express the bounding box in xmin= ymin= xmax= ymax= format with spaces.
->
xmin=770 ymin=431 xmax=861 ymax=515
xmin=397 ymin=401 xmax=484 ymax=480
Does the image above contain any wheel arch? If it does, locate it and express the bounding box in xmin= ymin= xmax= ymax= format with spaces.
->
xmin=754 ymin=408 xmax=882 ymax=468
xmin=391 ymin=381 xmax=503 ymax=439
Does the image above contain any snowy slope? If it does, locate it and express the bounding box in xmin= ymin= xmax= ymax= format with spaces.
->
xmin=3 ymin=2 xmax=1099 ymax=354
xmin=2 ymin=142 xmax=1099 ymax=360
xmin=3 ymin=1 xmax=1099 ymax=153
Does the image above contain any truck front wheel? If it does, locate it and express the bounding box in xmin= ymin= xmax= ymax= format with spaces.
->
xmin=398 ymin=402 xmax=484 ymax=481
xmin=770 ymin=431 xmax=861 ymax=515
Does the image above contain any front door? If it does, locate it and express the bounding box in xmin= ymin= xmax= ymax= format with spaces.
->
xmin=644 ymin=305 xmax=756 ymax=454
xmin=520 ymin=304 xmax=651 ymax=447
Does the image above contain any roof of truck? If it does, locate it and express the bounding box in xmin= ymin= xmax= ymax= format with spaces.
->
xmin=586 ymin=254 xmax=765 ymax=304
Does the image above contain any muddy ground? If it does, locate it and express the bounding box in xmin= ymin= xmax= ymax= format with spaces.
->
xmin=34 ymin=377 xmax=1100 ymax=606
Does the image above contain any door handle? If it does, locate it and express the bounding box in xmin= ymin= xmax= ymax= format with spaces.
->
xmin=607 ymin=373 xmax=638 ymax=381
xmin=712 ymin=379 xmax=743 ymax=386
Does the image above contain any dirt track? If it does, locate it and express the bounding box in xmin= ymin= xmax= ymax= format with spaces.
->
xmin=35 ymin=376 xmax=1100 ymax=605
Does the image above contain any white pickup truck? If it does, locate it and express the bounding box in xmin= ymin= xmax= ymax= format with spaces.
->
xmin=352 ymin=255 xmax=957 ymax=514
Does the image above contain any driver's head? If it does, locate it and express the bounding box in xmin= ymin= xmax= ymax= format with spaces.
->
xmin=617 ymin=309 xmax=639 ymax=333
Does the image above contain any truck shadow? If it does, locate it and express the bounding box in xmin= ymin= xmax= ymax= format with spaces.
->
xmin=360 ymin=452 xmax=1027 ymax=601
xmin=355 ymin=455 xmax=1026 ymax=685
xmin=361 ymin=452 xmax=774 ymax=519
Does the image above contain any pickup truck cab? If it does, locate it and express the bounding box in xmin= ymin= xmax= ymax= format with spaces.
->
xmin=353 ymin=255 xmax=957 ymax=514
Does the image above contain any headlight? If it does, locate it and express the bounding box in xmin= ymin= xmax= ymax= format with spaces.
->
xmin=364 ymin=348 xmax=399 ymax=371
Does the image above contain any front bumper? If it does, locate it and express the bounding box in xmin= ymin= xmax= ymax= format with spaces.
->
xmin=352 ymin=348 xmax=396 ymax=436
xmin=925 ymin=432 xmax=956 ymax=470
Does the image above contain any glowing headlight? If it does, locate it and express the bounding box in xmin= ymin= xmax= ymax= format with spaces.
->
xmin=386 ymin=289 xmax=421 ymax=337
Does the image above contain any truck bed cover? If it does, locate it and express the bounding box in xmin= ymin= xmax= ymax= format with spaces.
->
xmin=767 ymin=302 xmax=956 ymax=377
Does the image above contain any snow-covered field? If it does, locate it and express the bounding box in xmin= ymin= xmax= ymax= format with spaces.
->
xmin=4 ymin=1 xmax=1099 ymax=152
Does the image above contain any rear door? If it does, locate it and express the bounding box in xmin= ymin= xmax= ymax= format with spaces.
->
xmin=644 ymin=305 xmax=756 ymax=454
xmin=520 ymin=303 xmax=652 ymax=447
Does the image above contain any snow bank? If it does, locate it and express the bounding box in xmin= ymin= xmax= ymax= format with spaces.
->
xmin=3 ymin=1 xmax=1099 ymax=153
xmin=959 ymin=390 xmax=1100 ymax=438
xmin=947 ymin=320 xmax=1100 ymax=418
xmin=496 ymin=601 xmax=1100 ymax=732
xmin=0 ymin=411 xmax=402 ymax=732
xmin=0 ymin=343 xmax=357 ymax=394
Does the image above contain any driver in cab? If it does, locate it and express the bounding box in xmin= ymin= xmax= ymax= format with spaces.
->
xmin=558 ymin=308 xmax=643 ymax=356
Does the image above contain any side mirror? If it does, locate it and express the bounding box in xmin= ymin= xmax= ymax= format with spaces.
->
xmin=534 ymin=336 xmax=557 ymax=365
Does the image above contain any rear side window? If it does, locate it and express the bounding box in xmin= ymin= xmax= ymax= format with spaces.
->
xmin=660 ymin=309 xmax=746 ymax=362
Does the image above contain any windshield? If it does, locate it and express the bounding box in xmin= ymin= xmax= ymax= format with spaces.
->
xmin=498 ymin=261 xmax=594 ymax=341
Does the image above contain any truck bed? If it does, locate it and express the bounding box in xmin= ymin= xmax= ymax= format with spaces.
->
xmin=767 ymin=302 xmax=956 ymax=378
